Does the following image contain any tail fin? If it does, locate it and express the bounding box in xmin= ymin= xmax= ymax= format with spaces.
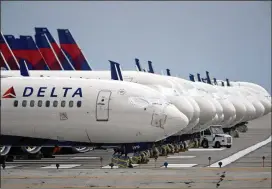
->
xmin=4 ymin=36 xmax=34 ymax=70
xmin=189 ymin=74 xmax=195 ymax=82
xmin=135 ymin=58 xmax=142 ymax=71
xmin=35 ymin=33 xmax=63 ymax=70
xmin=19 ymin=36 xmax=50 ymax=70
xmin=213 ymin=78 xmax=217 ymax=85
xmin=57 ymin=29 xmax=92 ymax=70
xmin=109 ymin=60 xmax=123 ymax=81
xmin=221 ymin=81 xmax=225 ymax=86
xmin=19 ymin=59 xmax=30 ymax=77
xmin=0 ymin=33 xmax=20 ymax=70
xmin=35 ymin=27 xmax=74 ymax=70
xmin=148 ymin=61 xmax=154 ymax=73
xmin=226 ymin=78 xmax=230 ymax=86
xmin=197 ymin=73 xmax=201 ymax=82
xmin=166 ymin=69 xmax=171 ymax=76
xmin=0 ymin=51 xmax=10 ymax=70
xmin=205 ymin=71 xmax=212 ymax=84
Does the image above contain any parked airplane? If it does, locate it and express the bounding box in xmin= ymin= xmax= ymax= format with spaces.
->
xmin=1 ymin=60 xmax=189 ymax=157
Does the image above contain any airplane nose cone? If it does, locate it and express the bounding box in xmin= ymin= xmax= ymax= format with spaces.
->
xmin=228 ymin=97 xmax=247 ymax=125
xmin=163 ymin=104 xmax=189 ymax=137
xmin=245 ymin=96 xmax=265 ymax=119
xmin=242 ymin=99 xmax=256 ymax=121
xmin=169 ymin=96 xmax=194 ymax=121
xmin=210 ymin=98 xmax=224 ymax=124
xmin=185 ymin=96 xmax=200 ymax=128
xmin=192 ymin=96 xmax=216 ymax=126
xmin=258 ymin=98 xmax=271 ymax=115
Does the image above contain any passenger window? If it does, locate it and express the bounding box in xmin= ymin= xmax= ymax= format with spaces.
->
xmin=61 ymin=100 xmax=66 ymax=107
xmin=14 ymin=100 xmax=18 ymax=107
xmin=69 ymin=101 xmax=73 ymax=107
xmin=30 ymin=100 xmax=35 ymax=107
xmin=204 ymin=129 xmax=211 ymax=135
xmin=38 ymin=100 xmax=42 ymax=107
xmin=53 ymin=100 xmax=58 ymax=107
xmin=22 ymin=100 xmax=27 ymax=107
xmin=45 ymin=100 xmax=50 ymax=107
xmin=77 ymin=101 xmax=82 ymax=107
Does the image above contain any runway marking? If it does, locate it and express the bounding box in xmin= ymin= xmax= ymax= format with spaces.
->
xmin=189 ymin=148 xmax=226 ymax=151
xmin=0 ymin=165 xmax=18 ymax=169
xmin=41 ymin=164 xmax=81 ymax=169
xmin=209 ymin=136 xmax=272 ymax=168
xmin=102 ymin=165 xmax=119 ymax=169
xmin=167 ymin=155 xmax=196 ymax=159
xmin=160 ymin=164 xmax=197 ymax=168
xmin=71 ymin=157 xmax=100 ymax=159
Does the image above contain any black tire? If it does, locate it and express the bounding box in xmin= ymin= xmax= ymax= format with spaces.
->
xmin=214 ymin=142 xmax=221 ymax=148
xmin=202 ymin=140 xmax=209 ymax=148
xmin=226 ymin=145 xmax=231 ymax=148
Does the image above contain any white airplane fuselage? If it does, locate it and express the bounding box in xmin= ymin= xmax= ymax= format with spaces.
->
xmin=1 ymin=76 xmax=188 ymax=145
xmin=2 ymin=70 xmax=201 ymax=134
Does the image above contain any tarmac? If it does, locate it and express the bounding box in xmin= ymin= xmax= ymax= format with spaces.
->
xmin=1 ymin=113 xmax=271 ymax=188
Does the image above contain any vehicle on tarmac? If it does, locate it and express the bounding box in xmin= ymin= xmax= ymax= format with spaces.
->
xmin=200 ymin=125 xmax=232 ymax=148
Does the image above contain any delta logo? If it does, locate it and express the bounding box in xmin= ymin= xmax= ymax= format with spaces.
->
xmin=2 ymin=87 xmax=16 ymax=98
xmin=2 ymin=86 xmax=82 ymax=98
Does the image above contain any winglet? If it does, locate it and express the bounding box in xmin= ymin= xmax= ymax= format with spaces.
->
xmin=197 ymin=73 xmax=201 ymax=82
xmin=205 ymin=71 xmax=212 ymax=84
xmin=109 ymin=60 xmax=123 ymax=81
xmin=226 ymin=78 xmax=230 ymax=86
xmin=148 ymin=61 xmax=154 ymax=73
xmin=135 ymin=58 xmax=142 ymax=71
xmin=189 ymin=74 xmax=195 ymax=82
xmin=166 ymin=69 xmax=171 ymax=76
xmin=19 ymin=59 xmax=30 ymax=77
xmin=213 ymin=78 xmax=217 ymax=85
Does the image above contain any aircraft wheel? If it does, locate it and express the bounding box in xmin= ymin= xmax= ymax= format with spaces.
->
xmin=72 ymin=147 xmax=91 ymax=153
xmin=0 ymin=146 xmax=12 ymax=156
xmin=21 ymin=146 xmax=42 ymax=154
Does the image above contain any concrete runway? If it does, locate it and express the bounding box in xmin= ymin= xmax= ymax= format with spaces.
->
xmin=1 ymin=113 xmax=271 ymax=188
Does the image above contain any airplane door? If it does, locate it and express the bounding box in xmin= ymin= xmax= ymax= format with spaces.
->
xmin=96 ymin=90 xmax=112 ymax=121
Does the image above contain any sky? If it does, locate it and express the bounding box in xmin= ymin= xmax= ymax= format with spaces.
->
xmin=1 ymin=1 xmax=271 ymax=93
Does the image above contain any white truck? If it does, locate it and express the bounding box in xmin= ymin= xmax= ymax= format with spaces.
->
xmin=200 ymin=125 xmax=232 ymax=148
